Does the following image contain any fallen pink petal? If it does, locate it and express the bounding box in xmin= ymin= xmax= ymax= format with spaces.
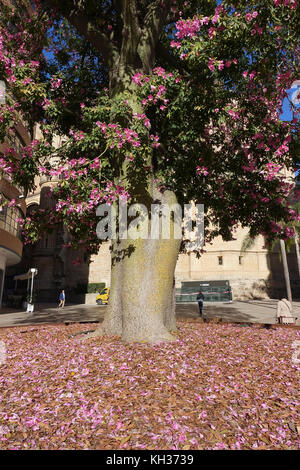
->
xmin=0 ymin=321 xmax=299 ymax=450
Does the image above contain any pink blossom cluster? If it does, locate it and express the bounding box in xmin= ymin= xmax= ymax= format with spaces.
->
xmin=175 ymin=5 xmax=226 ymax=40
xmin=227 ymin=108 xmax=240 ymax=120
xmin=41 ymin=98 xmax=51 ymax=110
xmin=250 ymin=24 xmax=263 ymax=36
xmin=133 ymin=113 xmax=151 ymax=130
xmin=283 ymin=226 xmax=295 ymax=239
xmin=150 ymin=134 xmax=160 ymax=149
xmin=95 ymin=121 xmax=141 ymax=149
xmin=0 ymin=157 xmax=14 ymax=178
xmin=243 ymin=70 xmax=256 ymax=80
xmin=0 ymin=26 xmax=40 ymax=87
xmin=270 ymin=220 xmax=284 ymax=234
xmin=170 ymin=40 xmax=181 ymax=49
xmin=69 ymin=129 xmax=85 ymax=141
xmin=132 ymin=72 xmax=150 ymax=87
xmin=208 ymin=58 xmax=237 ymax=72
xmin=175 ymin=17 xmax=202 ymax=39
xmin=104 ymin=182 xmax=130 ymax=202
xmin=50 ymin=78 xmax=63 ymax=90
xmin=263 ymin=162 xmax=282 ymax=181
xmin=196 ymin=166 xmax=209 ymax=176
xmin=132 ymin=67 xmax=181 ymax=116
xmin=67 ymin=158 xmax=87 ymax=167
xmin=245 ymin=11 xmax=258 ymax=22
xmin=274 ymin=0 xmax=298 ymax=8
xmin=274 ymin=139 xmax=290 ymax=158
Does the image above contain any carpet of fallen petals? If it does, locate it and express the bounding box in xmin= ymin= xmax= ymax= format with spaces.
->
xmin=0 ymin=321 xmax=299 ymax=450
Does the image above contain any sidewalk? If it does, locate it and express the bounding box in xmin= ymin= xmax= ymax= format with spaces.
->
xmin=0 ymin=299 xmax=299 ymax=328
xmin=0 ymin=303 xmax=104 ymax=328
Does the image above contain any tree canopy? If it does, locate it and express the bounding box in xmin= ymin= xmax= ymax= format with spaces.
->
xmin=0 ymin=0 xmax=299 ymax=253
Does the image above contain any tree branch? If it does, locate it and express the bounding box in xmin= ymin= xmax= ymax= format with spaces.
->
xmin=120 ymin=0 xmax=141 ymax=66
xmin=137 ymin=0 xmax=174 ymax=73
xmin=68 ymin=12 xmax=118 ymax=65
xmin=41 ymin=0 xmax=118 ymax=65
xmin=157 ymin=41 xmax=191 ymax=77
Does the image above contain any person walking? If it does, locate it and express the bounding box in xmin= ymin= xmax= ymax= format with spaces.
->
xmin=197 ymin=291 xmax=204 ymax=317
xmin=58 ymin=290 xmax=65 ymax=308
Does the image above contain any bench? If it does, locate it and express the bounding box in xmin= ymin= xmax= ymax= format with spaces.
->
xmin=278 ymin=316 xmax=298 ymax=325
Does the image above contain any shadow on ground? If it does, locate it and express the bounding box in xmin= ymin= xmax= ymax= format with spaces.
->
xmin=176 ymin=303 xmax=265 ymax=324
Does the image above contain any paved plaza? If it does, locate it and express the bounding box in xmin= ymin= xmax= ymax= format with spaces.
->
xmin=0 ymin=299 xmax=299 ymax=328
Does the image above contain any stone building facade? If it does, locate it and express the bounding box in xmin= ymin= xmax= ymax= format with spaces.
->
xmin=0 ymin=120 xmax=30 ymax=306
xmin=11 ymin=175 xmax=299 ymax=304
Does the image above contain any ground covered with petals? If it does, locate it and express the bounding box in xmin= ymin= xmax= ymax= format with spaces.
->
xmin=0 ymin=321 xmax=299 ymax=450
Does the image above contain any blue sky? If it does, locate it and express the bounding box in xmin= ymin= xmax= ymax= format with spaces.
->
xmin=279 ymin=81 xmax=300 ymax=121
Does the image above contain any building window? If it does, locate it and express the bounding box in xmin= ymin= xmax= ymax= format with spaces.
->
xmin=239 ymin=256 xmax=243 ymax=265
xmin=0 ymin=204 xmax=23 ymax=239
xmin=39 ymin=232 xmax=55 ymax=250
xmin=218 ymin=256 xmax=223 ymax=265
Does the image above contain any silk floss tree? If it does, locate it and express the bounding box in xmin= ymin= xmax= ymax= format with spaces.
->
xmin=0 ymin=0 xmax=299 ymax=343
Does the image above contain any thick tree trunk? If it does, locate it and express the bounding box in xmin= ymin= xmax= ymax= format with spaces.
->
xmin=163 ymin=277 xmax=177 ymax=332
xmin=90 ymin=190 xmax=181 ymax=343
xmin=98 ymin=241 xmax=124 ymax=336
xmin=88 ymin=5 xmax=181 ymax=342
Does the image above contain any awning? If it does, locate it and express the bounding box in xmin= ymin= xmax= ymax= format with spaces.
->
xmin=13 ymin=268 xmax=38 ymax=281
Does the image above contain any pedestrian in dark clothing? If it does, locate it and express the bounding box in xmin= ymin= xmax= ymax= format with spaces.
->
xmin=197 ymin=291 xmax=204 ymax=317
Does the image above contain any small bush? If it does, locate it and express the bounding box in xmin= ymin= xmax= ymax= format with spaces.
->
xmin=87 ymin=283 xmax=106 ymax=293
xmin=75 ymin=283 xmax=106 ymax=294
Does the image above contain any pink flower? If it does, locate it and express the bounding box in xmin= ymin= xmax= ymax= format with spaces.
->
xmin=196 ymin=166 xmax=209 ymax=176
xmin=212 ymin=14 xmax=219 ymax=25
xmin=132 ymin=73 xmax=143 ymax=86
xmin=170 ymin=40 xmax=181 ymax=49
xmin=208 ymin=58 xmax=215 ymax=71
xmin=144 ymin=118 xmax=151 ymax=129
